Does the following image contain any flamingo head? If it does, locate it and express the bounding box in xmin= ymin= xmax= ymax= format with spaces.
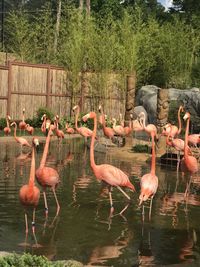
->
xmin=179 ymin=105 xmax=184 ymax=113
xmin=98 ymin=105 xmax=102 ymax=113
xmin=72 ymin=105 xmax=79 ymax=113
xmin=41 ymin=114 xmax=46 ymax=121
xmin=26 ymin=124 xmax=30 ymax=128
xmin=32 ymin=137 xmax=39 ymax=152
xmin=22 ymin=108 xmax=25 ymax=113
xmin=55 ymin=115 xmax=59 ymax=120
xmin=82 ymin=112 xmax=95 ymax=122
xmin=10 ymin=122 xmax=16 ymax=127
xmin=130 ymin=113 xmax=133 ymax=120
xmin=7 ymin=115 xmax=11 ymax=120
xmin=183 ymin=112 xmax=190 ymax=121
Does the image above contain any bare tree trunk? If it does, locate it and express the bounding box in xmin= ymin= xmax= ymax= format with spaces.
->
xmin=86 ymin=0 xmax=90 ymax=16
xmin=79 ymin=71 xmax=88 ymax=113
xmin=79 ymin=0 xmax=83 ymax=11
xmin=124 ymin=73 xmax=136 ymax=126
xmin=54 ymin=0 xmax=62 ymax=54
xmin=156 ymin=88 xmax=170 ymax=155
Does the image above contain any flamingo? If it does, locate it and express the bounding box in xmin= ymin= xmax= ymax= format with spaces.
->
xmin=19 ymin=108 xmax=27 ymax=134
xmin=166 ymin=133 xmax=192 ymax=171
xmin=98 ymin=105 xmax=115 ymax=143
xmin=181 ymin=112 xmax=199 ymax=197
xmin=19 ymin=137 xmax=40 ymax=240
xmin=36 ymin=124 xmax=60 ymax=216
xmin=112 ymin=118 xmax=125 ymax=136
xmin=139 ymin=132 xmax=158 ymax=221
xmin=188 ymin=134 xmax=200 ymax=151
xmin=65 ymin=122 xmax=75 ymax=134
xmin=11 ymin=122 xmax=31 ymax=152
xmin=124 ymin=114 xmax=133 ymax=136
xmin=54 ymin=115 xmax=65 ymax=142
xmin=26 ymin=124 xmax=34 ymax=135
xmin=41 ymin=114 xmax=51 ymax=135
xmin=4 ymin=115 xmax=11 ymax=136
xmin=138 ymin=112 xmax=158 ymax=139
xmin=162 ymin=105 xmax=184 ymax=138
xmin=72 ymin=105 xmax=93 ymax=142
xmin=82 ymin=111 xmax=135 ymax=216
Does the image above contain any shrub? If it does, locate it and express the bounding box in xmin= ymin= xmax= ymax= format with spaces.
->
xmin=132 ymin=144 xmax=149 ymax=153
xmin=0 ymin=118 xmax=6 ymax=130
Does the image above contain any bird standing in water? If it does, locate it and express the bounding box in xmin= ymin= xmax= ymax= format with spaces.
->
xmin=181 ymin=112 xmax=198 ymax=197
xmin=139 ymin=132 xmax=158 ymax=221
xmin=19 ymin=137 xmax=40 ymax=245
xmin=82 ymin=111 xmax=135 ymax=216
xmin=11 ymin=122 xmax=31 ymax=152
xmin=4 ymin=115 xmax=11 ymax=136
xmin=36 ymin=124 xmax=60 ymax=217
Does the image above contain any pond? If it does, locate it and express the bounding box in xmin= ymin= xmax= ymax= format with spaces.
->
xmin=0 ymin=137 xmax=200 ymax=266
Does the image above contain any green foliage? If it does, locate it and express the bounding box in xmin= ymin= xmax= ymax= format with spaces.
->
xmin=132 ymin=144 xmax=149 ymax=153
xmin=0 ymin=118 xmax=6 ymax=130
xmin=3 ymin=2 xmax=200 ymax=90
xmin=0 ymin=253 xmax=63 ymax=267
xmin=0 ymin=253 xmax=83 ymax=267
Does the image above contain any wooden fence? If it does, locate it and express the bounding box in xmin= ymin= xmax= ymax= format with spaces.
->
xmin=0 ymin=61 xmax=126 ymax=120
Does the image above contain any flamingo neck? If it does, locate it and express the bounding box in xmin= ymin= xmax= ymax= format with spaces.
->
xmin=6 ymin=118 xmax=9 ymax=128
xmin=177 ymin=107 xmax=182 ymax=134
xmin=166 ymin=132 xmax=172 ymax=146
xmin=41 ymin=117 xmax=46 ymax=131
xmin=40 ymin=131 xmax=51 ymax=168
xmin=13 ymin=123 xmax=18 ymax=141
xmin=151 ymin=133 xmax=156 ymax=175
xmin=22 ymin=112 xmax=25 ymax=123
xmin=29 ymin=145 xmax=35 ymax=188
xmin=184 ymin=117 xmax=190 ymax=158
xmin=90 ymin=114 xmax=97 ymax=169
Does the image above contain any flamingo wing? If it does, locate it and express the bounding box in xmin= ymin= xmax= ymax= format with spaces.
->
xmin=96 ymin=164 xmax=135 ymax=190
xmin=36 ymin=167 xmax=60 ymax=188
xmin=78 ymin=127 xmax=93 ymax=137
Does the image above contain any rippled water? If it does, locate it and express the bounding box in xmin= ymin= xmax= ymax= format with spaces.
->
xmin=0 ymin=137 xmax=200 ymax=266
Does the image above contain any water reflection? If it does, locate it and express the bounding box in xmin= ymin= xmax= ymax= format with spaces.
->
xmin=0 ymin=139 xmax=199 ymax=266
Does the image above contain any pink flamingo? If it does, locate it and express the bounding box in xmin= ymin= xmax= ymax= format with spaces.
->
xmin=11 ymin=122 xmax=31 ymax=152
xmin=65 ymin=122 xmax=75 ymax=134
xmin=54 ymin=115 xmax=65 ymax=142
xmin=166 ymin=133 xmax=192 ymax=171
xmin=19 ymin=108 xmax=27 ymax=133
xmin=73 ymin=105 xmax=93 ymax=142
xmin=112 ymin=118 xmax=125 ymax=136
xmin=139 ymin=132 xmax=158 ymax=220
xmin=188 ymin=134 xmax=200 ymax=151
xmin=19 ymin=137 xmax=40 ymax=241
xmin=181 ymin=112 xmax=199 ymax=197
xmin=4 ymin=115 xmax=11 ymax=136
xmin=124 ymin=114 xmax=133 ymax=136
xmin=41 ymin=114 xmax=51 ymax=135
xmin=138 ymin=112 xmax=158 ymax=139
xmin=26 ymin=124 xmax=34 ymax=135
xmin=82 ymin=111 xmax=135 ymax=216
xmin=162 ymin=105 xmax=184 ymax=138
xmin=36 ymin=124 xmax=60 ymax=216
xmin=98 ymin=105 xmax=115 ymax=142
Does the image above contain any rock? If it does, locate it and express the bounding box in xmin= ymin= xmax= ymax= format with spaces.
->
xmin=136 ymin=85 xmax=200 ymax=129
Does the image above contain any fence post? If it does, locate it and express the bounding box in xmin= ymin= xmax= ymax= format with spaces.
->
xmin=7 ymin=61 xmax=12 ymax=115
xmin=46 ymin=65 xmax=51 ymax=108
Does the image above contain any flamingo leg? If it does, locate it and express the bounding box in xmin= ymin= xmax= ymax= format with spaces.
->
xmin=25 ymin=213 xmax=28 ymax=234
xmin=149 ymin=196 xmax=153 ymax=221
xmin=43 ymin=191 xmax=48 ymax=217
xmin=184 ymin=176 xmax=192 ymax=199
xmin=142 ymin=205 xmax=145 ymax=222
xmin=116 ymin=186 xmax=130 ymax=200
xmin=32 ymin=208 xmax=39 ymax=247
xmin=176 ymin=151 xmax=180 ymax=172
xmin=32 ymin=208 xmax=36 ymax=234
xmin=52 ymin=187 xmax=60 ymax=216
xmin=108 ymin=188 xmax=114 ymax=216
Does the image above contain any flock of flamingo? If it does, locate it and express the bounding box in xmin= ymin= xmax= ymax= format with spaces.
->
xmin=1 ymin=104 xmax=200 ymax=240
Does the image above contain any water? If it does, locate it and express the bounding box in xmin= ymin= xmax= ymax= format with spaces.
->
xmin=0 ymin=138 xmax=200 ymax=266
